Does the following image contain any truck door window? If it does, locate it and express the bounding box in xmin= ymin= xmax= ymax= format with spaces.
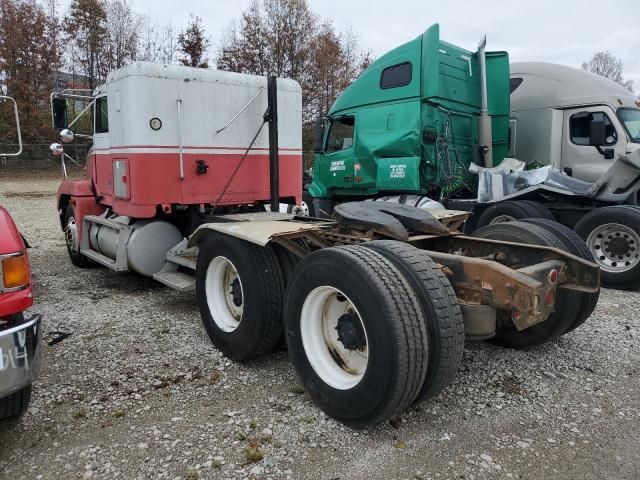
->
xmin=509 ymin=77 xmax=523 ymax=94
xmin=569 ymin=111 xmax=616 ymax=146
xmin=380 ymin=62 xmax=412 ymax=89
xmin=95 ymin=96 xmax=109 ymax=133
xmin=325 ymin=116 xmax=355 ymax=153
xmin=618 ymin=108 xmax=640 ymax=142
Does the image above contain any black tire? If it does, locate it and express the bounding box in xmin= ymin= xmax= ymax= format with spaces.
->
xmin=284 ymin=245 xmax=428 ymax=426
xmin=521 ymin=218 xmax=600 ymax=332
xmin=0 ymin=385 xmax=31 ymax=420
xmin=474 ymin=200 xmax=555 ymax=230
xmin=361 ymin=240 xmax=464 ymax=403
xmin=270 ymin=244 xmax=302 ymax=351
xmin=473 ymin=222 xmax=581 ymax=348
xmin=195 ymin=233 xmax=285 ymax=361
xmin=574 ymin=205 xmax=640 ymax=289
xmin=63 ymin=205 xmax=91 ymax=267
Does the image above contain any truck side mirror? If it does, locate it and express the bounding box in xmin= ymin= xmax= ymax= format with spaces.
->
xmin=52 ymin=97 xmax=68 ymax=130
xmin=313 ymin=117 xmax=324 ymax=153
xmin=589 ymin=120 xmax=607 ymax=146
xmin=0 ymin=96 xmax=22 ymax=157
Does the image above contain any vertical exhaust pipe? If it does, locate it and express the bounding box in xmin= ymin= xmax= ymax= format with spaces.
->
xmin=477 ymin=35 xmax=493 ymax=168
xmin=267 ymin=76 xmax=280 ymax=212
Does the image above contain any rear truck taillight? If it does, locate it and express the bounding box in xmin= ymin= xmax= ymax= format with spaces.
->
xmin=1 ymin=252 xmax=30 ymax=290
xmin=548 ymin=269 xmax=558 ymax=284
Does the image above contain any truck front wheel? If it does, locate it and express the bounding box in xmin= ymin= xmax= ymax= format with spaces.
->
xmin=284 ymin=245 xmax=429 ymax=427
xmin=574 ymin=205 xmax=640 ymax=289
xmin=195 ymin=233 xmax=284 ymax=361
xmin=63 ymin=205 xmax=91 ymax=268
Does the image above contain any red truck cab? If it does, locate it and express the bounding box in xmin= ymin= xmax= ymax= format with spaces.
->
xmin=0 ymin=97 xmax=41 ymax=420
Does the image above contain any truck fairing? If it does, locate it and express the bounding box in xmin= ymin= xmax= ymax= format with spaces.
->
xmin=311 ymin=23 xmax=511 ymax=199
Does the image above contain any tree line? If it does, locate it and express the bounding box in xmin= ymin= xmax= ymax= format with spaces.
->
xmin=0 ymin=0 xmax=635 ymax=146
xmin=0 ymin=0 xmax=369 ymax=144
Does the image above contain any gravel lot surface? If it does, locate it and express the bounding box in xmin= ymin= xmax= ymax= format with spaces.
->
xmin=1 ymin=177 xmax=639 ymax=480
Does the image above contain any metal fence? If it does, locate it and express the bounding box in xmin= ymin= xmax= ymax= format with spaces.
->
xmin=0 ymin=143 xmax=315 ymax=177
xmin=0 ymin=143 xmax=91 ymax=177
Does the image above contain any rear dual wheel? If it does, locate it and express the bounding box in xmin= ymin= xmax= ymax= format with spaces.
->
xmin=285 ymin=243 xmax=461 ymax=426
xmin=285 ymin=246 xmax=426 ymax=426
xmin=473 ymin=221 xmax=586 ymax=348
xmin=195 ymin=233 xmax=284 ymax=361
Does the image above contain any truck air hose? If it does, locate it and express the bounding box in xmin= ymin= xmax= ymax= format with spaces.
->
xmin=435 ymin=109 xmax=471 ymax=199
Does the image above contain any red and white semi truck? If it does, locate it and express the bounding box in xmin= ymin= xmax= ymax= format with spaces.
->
xmin=50 ymin=62 xmax=600 ymax=426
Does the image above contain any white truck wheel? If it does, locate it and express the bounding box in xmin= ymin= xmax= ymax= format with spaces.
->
xmin=284 ymin=245 xmax=428 ymax=427
xmin=195 ymin=233 xmax=284 ymax=361
xmin=574 ymin=205 xmax=640 ymax=289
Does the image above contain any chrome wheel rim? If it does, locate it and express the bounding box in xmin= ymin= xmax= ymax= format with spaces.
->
xmin=205 ymin=256 xmax=244 ymax=332
xmin=300 ymin=286 xmax=368 ymax=390
xmin=586 ymin=223 xmax=640 ymax=273
xmin=65 ymin=217 xmax=80 ymax=254
xmin=292 ymin=201 xmax=310 ymax=217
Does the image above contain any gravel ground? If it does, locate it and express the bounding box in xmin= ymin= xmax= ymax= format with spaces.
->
xmin=0 ymin=177 xmax=639 ymax=480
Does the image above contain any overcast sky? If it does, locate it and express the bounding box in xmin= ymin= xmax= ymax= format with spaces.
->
xmin=63 ymin=0 xmax=640 ymax=94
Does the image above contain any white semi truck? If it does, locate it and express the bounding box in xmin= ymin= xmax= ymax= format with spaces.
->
xmin=470 ymin=62 xmax=640 ymax=288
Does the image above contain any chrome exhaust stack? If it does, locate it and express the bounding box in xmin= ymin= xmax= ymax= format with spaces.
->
xmin=477 ymin=35 xmax=493 ymax=168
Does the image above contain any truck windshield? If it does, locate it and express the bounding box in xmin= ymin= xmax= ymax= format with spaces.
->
xmin=618 ymin=108 xmax=640 ymax=142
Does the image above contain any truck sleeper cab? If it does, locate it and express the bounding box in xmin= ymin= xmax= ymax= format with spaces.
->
xmin=509 ymin=62 xmax=640 ymax=185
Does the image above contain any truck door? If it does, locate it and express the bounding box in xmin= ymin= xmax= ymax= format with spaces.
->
xmin=93 ymin=95 xmax=113 ymax=197
xmin=318 ymin=115 xmax=356 ymax=191
xmin=561 ymin=107 xmax=627 ymax=183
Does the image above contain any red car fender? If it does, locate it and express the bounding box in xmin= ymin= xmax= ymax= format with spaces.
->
xmin=0 ymin=206 xmax=33 ymax=316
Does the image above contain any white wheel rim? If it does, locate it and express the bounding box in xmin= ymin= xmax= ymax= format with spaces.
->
xmin=586 ymin=223 xmax=640 ymax=273
xmin=490 ymin=214 xmax=516 ymax=224
xmin=65 ymin=217 xmax=79 ymax=254
xmin=205 ymin=256 xmax=244 ymax=332
xmin=300 ymin=286 xmax=368 ymax=390
xmin=293 ymin=201 xmax=310 ymax=217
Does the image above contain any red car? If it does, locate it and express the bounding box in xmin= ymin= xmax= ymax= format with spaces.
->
xmin=0 ymin=96 xmax=41 ymax=420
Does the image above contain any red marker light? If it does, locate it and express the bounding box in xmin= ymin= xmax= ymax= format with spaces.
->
xmin=544 ymin=288 xmax=556 ymax=307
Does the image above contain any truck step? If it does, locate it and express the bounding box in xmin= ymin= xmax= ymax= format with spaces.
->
xmin=80 ymin=249 xmax=129 ymax=272
xmin=165 ymin=238 xmax=198 ymax=270
xmin=153 ymin=271 xmax=196 ymax=292
xmin=166 ymin=251 xmax=197 ymax=270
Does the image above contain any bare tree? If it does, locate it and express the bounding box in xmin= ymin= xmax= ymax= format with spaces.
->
xmin=64 ymin=0 xmax=108 ymax=89
xmin=0 ymin=0 xmax=60 ymax=141
xmin=138 ymin=16 xmax=178 ymax=64
xmin=177 ymin=14 xmax=210 ymax=68
xmin=582 ymin=51 xmax=634 ymax=92
xmin=103 ymin=0 xmax=141 ymax=73
xmin=216 ymin=0 xmax=368 ymax=122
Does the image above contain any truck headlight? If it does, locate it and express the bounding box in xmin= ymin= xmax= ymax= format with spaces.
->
xmin=1 ymin=253 xmax=30 ymax=289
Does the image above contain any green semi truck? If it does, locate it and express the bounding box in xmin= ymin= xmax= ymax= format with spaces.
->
xmin=306 ymin=24 xmax=640 ymax=289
